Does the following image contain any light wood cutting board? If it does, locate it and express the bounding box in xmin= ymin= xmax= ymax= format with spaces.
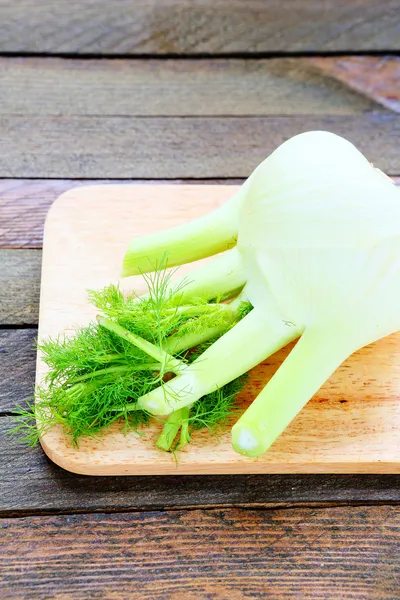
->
xmin=37 ymin=185 xmax=400 ymax=475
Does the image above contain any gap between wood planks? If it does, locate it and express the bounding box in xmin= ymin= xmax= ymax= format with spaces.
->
xmin=1 ymin=51 xmax=400 ymax=60
xmin=1 ymin=501 xmax=399 ymax=520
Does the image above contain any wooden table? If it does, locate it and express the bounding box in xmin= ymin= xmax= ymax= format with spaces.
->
xmin=1 ymin=2 xmax=399 ymax=598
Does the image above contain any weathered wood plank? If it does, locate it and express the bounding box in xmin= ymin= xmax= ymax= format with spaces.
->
xmin=0 ymin=507 xmax=399 ymax=599
xmin=311 ymin=56 xmax=400 ymax=113
xmin=0 ymin=329 xmax=36 ymax=411
xmin=1 ymin=177 xmax=400 ymax=250
xmin=1 ymin=115 xmax=399 ymax=178
xmin=0 ymin=250 xmax=41 ymax=325
xmin=0 ymin=179 xmax=131 ymax=249
xmin=0 ymin=57 xmax=381 ymax=116
xmin=1 ymin=417 xmax=399 ymax=513
xmin=0 ymin=1 xmax=399 ymax=54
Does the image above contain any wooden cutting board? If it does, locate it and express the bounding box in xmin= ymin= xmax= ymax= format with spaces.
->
xmin=37 ymin=184 xmax=400 ymax=475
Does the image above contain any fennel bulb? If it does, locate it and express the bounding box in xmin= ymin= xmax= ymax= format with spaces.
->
xmin=123 ymin=131 xmax=400 ymax=457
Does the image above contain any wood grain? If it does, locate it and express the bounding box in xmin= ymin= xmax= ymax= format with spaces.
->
xmin=0 ymin=3 xmax=398 ymax=590
xmin=0 ymin=57 xmax=381 ymax=116
xmin=0 ymin=415 xmax=399 ymax=514
xmin=0 ymin=329 xmax=36 ymax=412
xmin=2 ymin=178 xmax=400 ymax=250
xmin=33 ymin=184 xmax=400 ymax=475
xmin=1 ymin=507 xmax=399 ymax=599
xmin=0 ymin=1 xmax=399 ymax=54
xmin=0 ymin=115 xmax=399 ymax=178
xmin=311 ymin=56 xmax=400 ymax=113
xmin=0 ymin=250 xmax=41 ymax=325
xmin=1 ymin=413 xmax=399 ymax=514
xmin=0 ymin=180 xmax=129 ymax=249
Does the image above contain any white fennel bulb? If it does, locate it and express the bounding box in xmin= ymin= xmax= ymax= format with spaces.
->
xmin=122 ymin=131 xmax=400 ymax=457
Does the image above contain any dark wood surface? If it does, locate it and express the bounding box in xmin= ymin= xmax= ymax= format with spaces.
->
xmin=0 ymin=250 xmax=41 ymax=325
xmin=0 ymin=58 xmax=382 ymax=116
xmin=1 ymin=507 xmax=399 ymax=600
xmin=0 ymin=1 xmax=399 ymax=54
xmin=2 ymin=114 xmax=399 ymax=178
xmin=1 ymin=56 xmax=399 ymax=179
xmin=0 ymin=412 xmax=399 ymax=515
xmin=0 ymin=329 xmax=37 ymax=411
xmin=0 ymin=4 xmax=399 ymax=598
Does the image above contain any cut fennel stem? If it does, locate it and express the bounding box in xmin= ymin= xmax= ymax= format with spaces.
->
xmin=122 ymin=131 xmax=400 ymax=457
xmin=122 ymin=194 xmax=243 ymax=277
